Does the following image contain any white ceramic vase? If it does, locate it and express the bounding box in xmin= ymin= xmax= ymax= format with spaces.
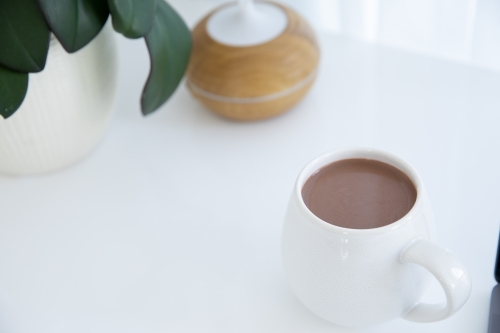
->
xmin=0 ymin=24 xmax=118 ymax=175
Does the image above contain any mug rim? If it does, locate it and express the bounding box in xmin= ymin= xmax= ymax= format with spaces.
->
xmin=295 ymin=147 xmax=423 ymax=235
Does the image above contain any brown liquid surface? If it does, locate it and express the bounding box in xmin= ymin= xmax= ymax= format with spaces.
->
xmin=302 ymin=159 xmax=417 ymax=229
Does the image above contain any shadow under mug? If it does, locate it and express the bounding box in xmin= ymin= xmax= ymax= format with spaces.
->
xmin=281 ymin=148 xmax=471 ymax=327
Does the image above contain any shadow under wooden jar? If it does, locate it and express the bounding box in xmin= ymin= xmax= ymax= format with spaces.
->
xmin=186 ymin=2 xmax=320 ymax=121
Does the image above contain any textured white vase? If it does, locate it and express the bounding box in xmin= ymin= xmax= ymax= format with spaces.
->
xmin=0 ymin=24 xmax=118 ymax=175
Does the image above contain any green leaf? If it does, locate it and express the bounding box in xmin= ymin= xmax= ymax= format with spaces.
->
xmin=108 ymin=0 xmax=156 ymax=39
xmin=141 ymin=1 xmax=192 ymax=115
xmin=0 ymin=0 xmax=50 ymax=73
xmin=0 ymin=65 xmax=29 ymax=119
xmin=38 ymin=0 xmax=109 ymax=53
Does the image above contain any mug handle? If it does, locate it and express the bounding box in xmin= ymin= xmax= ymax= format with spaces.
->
xmin=400 ymin=238 xmax=472 ymax=322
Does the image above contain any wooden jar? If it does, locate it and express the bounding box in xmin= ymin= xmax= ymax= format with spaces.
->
xmin=186 ymin=2 xmax=320 ymax=121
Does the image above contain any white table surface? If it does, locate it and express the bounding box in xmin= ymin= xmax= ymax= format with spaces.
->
xmin=1 ymin=2 xmax=500 ymax=333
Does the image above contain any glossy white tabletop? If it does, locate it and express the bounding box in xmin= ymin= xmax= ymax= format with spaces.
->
xmin=0 ymin=1 xmax=499 ymax=332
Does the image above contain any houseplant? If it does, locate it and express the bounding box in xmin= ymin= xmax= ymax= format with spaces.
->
xmin=0 ymin=0 xmax=191 ymax=174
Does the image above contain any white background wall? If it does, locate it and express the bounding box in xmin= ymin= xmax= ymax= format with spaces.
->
xmin=168 ymin=0 xmax=500 ymax=72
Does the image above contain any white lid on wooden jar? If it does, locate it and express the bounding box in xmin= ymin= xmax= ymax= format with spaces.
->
xmin=207 ymin=0 xmax=288 ymax=47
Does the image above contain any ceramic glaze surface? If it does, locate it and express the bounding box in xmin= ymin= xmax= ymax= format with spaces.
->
xmin=281 ymin=148 xmax=472 ymax=327
xmin=0 ymin=24 xmax=118 ymax=175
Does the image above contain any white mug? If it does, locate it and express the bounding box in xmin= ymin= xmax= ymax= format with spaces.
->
xmin=281 ymin=148 xmax=471 ymax=327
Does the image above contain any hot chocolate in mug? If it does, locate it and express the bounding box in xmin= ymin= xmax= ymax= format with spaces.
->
xmin=281 ymin=148 xmax=471 ymax=327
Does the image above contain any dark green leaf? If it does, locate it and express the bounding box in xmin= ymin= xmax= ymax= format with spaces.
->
xmin=0 ymin=0 xmax=50 ymax=73
xmin=141 ymin=1 xmax=191 ymax=115
xmin=108 ymin=0 xmax=156 ymax=39
xmin=38 ymin=0 xmax=109 ymax=53
xmin=0 ymin=65 xmax=29 ymax=119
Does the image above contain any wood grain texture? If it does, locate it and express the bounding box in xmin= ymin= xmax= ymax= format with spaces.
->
xmin=186 ymin=1 xmax=320 ymax=121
